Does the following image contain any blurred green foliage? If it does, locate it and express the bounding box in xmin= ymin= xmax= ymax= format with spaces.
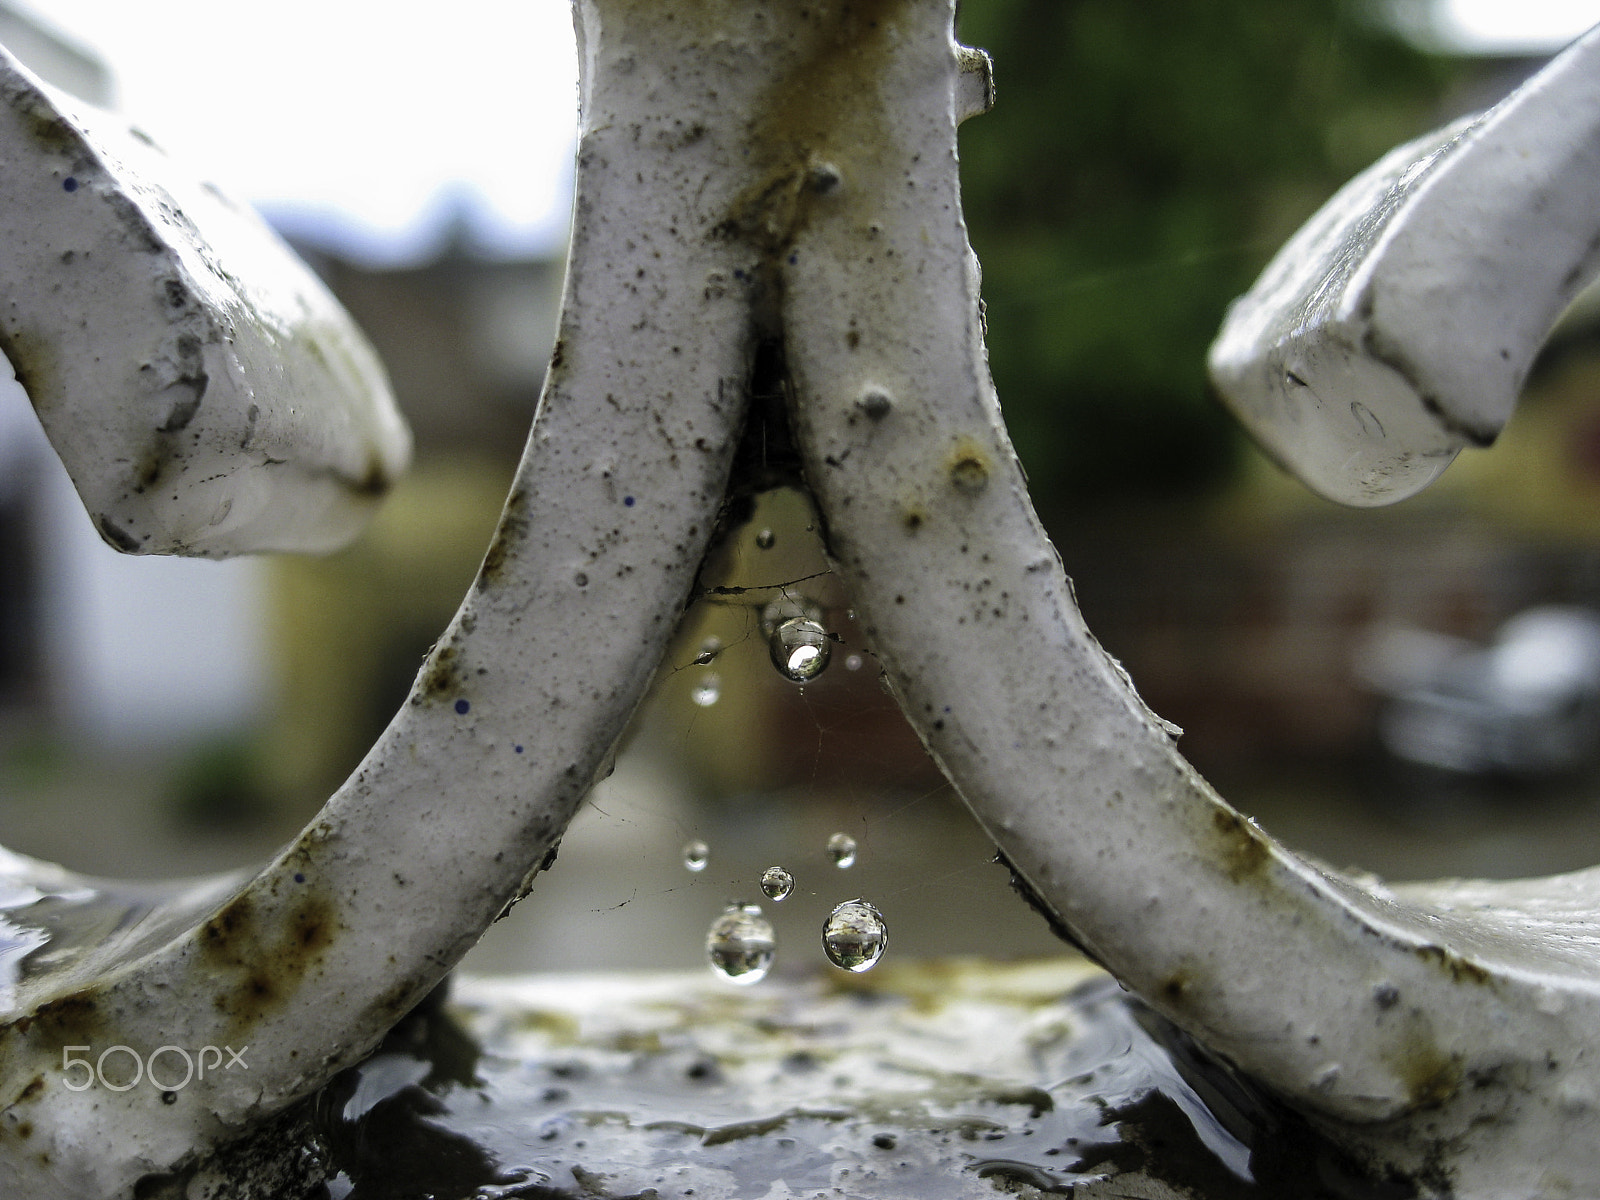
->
xmin=955 ymin=0 xmax=1463 ymax=512
xmin=166 ymin=735 xmax=271 ymax=829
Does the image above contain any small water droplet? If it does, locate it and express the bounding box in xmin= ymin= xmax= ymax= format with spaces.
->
xmin=827 ymin=832 xmax=858 ymax=868
xmin=691 ymin=674 xmax=721 ymax=707
xmin=772 ymin=617 xmax=830 ymax=682
xmin=693 ymin=636 xmax=723 ymax=666
xmin=822 ymin=898 xmax=886 ymax=972
xmin=683 ymin=840 xmax=709 ymax=872
xmin=761 ymin=597 xmax=833 ymax=683
xmin=755 ymin=528 xmax=776 ymax=550
xmin=844 ymin=654 xmax=862 ymax=671
xmin=706 ymin=902 xmax=775 ymax=984
xmin=760 ymin=866 xmax=794 ymax=901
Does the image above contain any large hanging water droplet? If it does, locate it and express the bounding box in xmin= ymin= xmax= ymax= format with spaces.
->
xmin=694 ymin=636 xmax=723 ymax=666
xmin=706 ymin=902 xmax=776 ymax=985
xmin=691 ymin=674 xmax=721 ymax=708
xmin=771 ymin=617 xmax=831 ymax=682
xmin=760 ymin=597 xmax=832 ymax=684
xmin=827 ymin=832 xmax=858 ymax=869
xmin=822 ymin=899 xmax=886 ymax=972
xmin=683 ymin=840 xmax=709 ymax=873
xmin=755 ymin=528 xmax=776 ymax=550
xmin=760 ymin=866 xmax=794 ymax=901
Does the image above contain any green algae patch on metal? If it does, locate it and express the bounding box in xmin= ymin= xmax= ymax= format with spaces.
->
xmin=475 ymin=487 xmax=531 ymax=592
xmin=1209 ymin=808 xmax=1272 ymax=885
xmin=720 ymin=0 xmax=915 ymax=257
xmin=198 ymin=890 xmax=338 ymax=1030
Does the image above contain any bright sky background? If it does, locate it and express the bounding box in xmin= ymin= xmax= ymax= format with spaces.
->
xmin=1431 ymin=0 xmax=1599 ymax=51
xmin=12 ymin=0 xmax=580 ymax=265
xmin=7 ymin=0 xmax=1598 ymax=266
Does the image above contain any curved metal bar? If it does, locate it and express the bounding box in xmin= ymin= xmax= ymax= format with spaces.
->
xmin=0 ymin=7 xmax=764 ymax=1191
xmin=780 ymin=7 xmax=1600 ymax=1195
xmin=0 ymin=47 xmax=410 ymax=557
xmin=1208 ymin=23 xmax=1600 ymax=506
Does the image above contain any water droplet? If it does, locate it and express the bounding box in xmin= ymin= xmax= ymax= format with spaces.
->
xmin=691 ymin=674 xmax=721 ymax=707
xmin=755 ymin=528 xmax=776 ymax=550
xmin=683 ymin=840 xmax=709 ymax=873
xmin=693 ymin=636 xmax=722 ymax=666
xmin=827 ymin=832 xmax=858 ymax=869
xmin=760 ymin=866 xmax=794 ymax=901
xmin=822 ymin=899 xmax=886 ymax=972
xmin=1350 ymin=400 xmax=1385 ymax=439
xmin=706 ymin=902 xmax=775 ymax=985
xmin=761 ymin=597 xmax=832 ymax=683
xmin=844 ymin=654 xmax=863 ymax=671
xmin=772 ymin=617 xmax=830 ymax=682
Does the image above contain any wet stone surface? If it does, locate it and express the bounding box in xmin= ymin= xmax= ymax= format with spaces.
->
xmin=245 ymin=960 xmax=1408 ymax=1200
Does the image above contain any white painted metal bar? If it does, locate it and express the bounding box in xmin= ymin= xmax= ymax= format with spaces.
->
xmin=0 ymin=9 xmax=760 ymax=1192
xmin=0 ymin=47 xmax=411 ymax=557
xmin=1 ymin=4 xmax=1599 ymax=1197
xmin=778 ymin=10 xmax=1600 ymax=1197
xmin=1209 ymin=23 xmax=1600 ymax=506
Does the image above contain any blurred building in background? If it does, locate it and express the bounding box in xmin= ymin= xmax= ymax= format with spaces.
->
xmin=0 ymin=3 xmax=268 ymax=756
xmin=261 ymin=235 xmax=562 ymax=805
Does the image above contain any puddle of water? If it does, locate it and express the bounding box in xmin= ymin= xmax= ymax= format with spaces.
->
xmin=170 ymin=960 xmax=1413 ymax=1200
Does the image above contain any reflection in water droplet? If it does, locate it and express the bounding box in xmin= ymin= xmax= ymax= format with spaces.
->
xmin=691 ymin=675 xmax=721 ymax=708
xmin=693 ymin=637 xmax=722 ymax=666
xmin=827 ymin=832 xmax=857 ymax=869
xmin=1350 ymin=399 xmax=1385 ymax=440
xmin=823 ymin=898 xmax=886 ymax=972
xmin=683 ymin=841 xmax=709 ymax=873
xmin=771 ymin=617 xmax=830 ymax=682
xmin=706 ymin=903 xmax=775 ymax=985
xmin=844 ymin=654 xmax=862 ymax=671
xmin=760 ymin=866 xmax=794 ymax=901
xmin=755 ymin=528 xmax=776 ymax=550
